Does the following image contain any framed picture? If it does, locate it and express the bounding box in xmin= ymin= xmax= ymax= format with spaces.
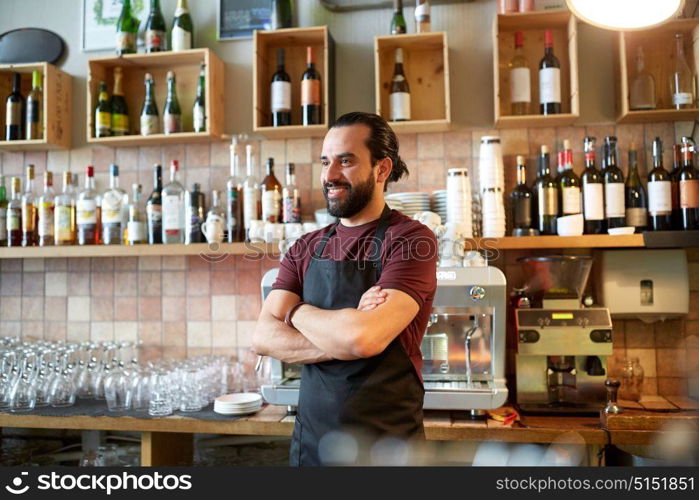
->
xmin=82 ymin=0 xmax=149 ymax=52
xmin=218 ymin=0 xmax=272 ymax=41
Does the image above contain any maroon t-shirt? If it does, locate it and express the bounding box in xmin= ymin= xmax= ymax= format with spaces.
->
xmin=272 ymin=210 xmax=438 ymax=380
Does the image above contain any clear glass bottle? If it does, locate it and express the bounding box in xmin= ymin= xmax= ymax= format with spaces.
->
xmin=242 ymin=144 xmax=260 ymax=238
xmin=37 ymin=171 xmax=55 ymax=247
xmin=415 ymin=0 xmax=431 ymax=33
xmin=629 ymin=46 xmax=656 ymax=110
xmin=261 ymin=158 xmax=282 ymax=223
xmin=54 ymin=171 xmax=76 ymax=245
xmin=77 ymin=165 xmax=100 ymax=245
xmin=102 ymin=164 xmax=127 ymax=245
xmin=227 ymin=139 xmax=244 ymax=242
xmin=6 ymin=177 xmax=22 ymax=247
xmin=282 ymin=162 xmax=302 ymax=223
xmin=671 ymin=33 xmax=695 ymax=109
xmin=162 ymin=160 xmax=185 ymax=244
xmin=127 ymin=184 xmax=146 ymax=245
xmin=509 ymin=31 xmax=531 ymax=116
xmin=21 ymin=164 xmax=37 ymax=247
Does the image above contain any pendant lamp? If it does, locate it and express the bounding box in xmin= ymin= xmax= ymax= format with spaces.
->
xmin=565 ymin=0 xmax=685 ymax=31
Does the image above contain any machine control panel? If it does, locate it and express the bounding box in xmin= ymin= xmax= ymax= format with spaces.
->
xmin=469 ymin=286 xmax=486 ymax=301
xmin=589 ymin=329 xmax=613 ymax=343
xmin=518 ymin=330 xmax=540 ymax=343
xmin=516 ymin=308 xmax=612 ymax=329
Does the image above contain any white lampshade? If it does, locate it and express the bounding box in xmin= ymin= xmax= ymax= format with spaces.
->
xmin=566 ymin=0 xmax=685 ymax=31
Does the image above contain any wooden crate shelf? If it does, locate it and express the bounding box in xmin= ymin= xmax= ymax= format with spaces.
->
xmin=375 ymin=32 xmax=451 ymax=133
xmin=469 ymin=234 xmax=645 ymax=250
xmin=493 ymin=9 xmax=579 ymax=128
xmin=616 ymin=18 xmax=699 ymax=124
xmin=253 ymin=26 xmax=334 ymax=139
xmin=0 ymin=62 xmax=71 ymax=151
xmin=86 ymin=48 xmax=224 ymax=145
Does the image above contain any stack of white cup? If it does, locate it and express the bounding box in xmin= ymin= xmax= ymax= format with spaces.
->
xmin=478 ymin=136 xmax=506 ymax=237
xmin=446 ymin=168 xmax=473 ymax=238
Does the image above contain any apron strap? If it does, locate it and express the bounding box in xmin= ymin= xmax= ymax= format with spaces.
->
xmin=313 ymin=224 xmax=337 ymax=259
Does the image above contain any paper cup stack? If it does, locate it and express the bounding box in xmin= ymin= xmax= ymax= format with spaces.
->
xmin=446 ymin=168 xmax=473 ymax=237
xmin=214 ymin=393 xmax=263 ymax=416
xmin=478 ymin=136 xmax=506 ymax=238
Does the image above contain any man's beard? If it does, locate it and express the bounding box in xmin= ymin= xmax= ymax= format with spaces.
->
xmin=323 ymin=172 xmax=375 ymax=219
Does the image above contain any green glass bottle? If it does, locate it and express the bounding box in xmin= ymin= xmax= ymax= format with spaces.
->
xmin=0 ymin=175 xmax=7 ymax=246
xmin=116 ymin=0 xmax=139 ymax=55
xmin=145 ymin=0 xmax=167 ymax=52
xmin=140 ymin=73 xmax=159 ymax=136
xmin=271 ymin=0 xmax=293 ymax=30
xmin=193 ymin=64 xmax=206 ymax=133
xmin=25 ymin=70 xmax=43 ymax=140
xmin=95 ymin=81 xmax=111 ymax=138
xmin=171 ymin=0 xmax=193 ymax=51
xmin=111 ymin=67 xmax=130 ymax=136
xmin=163 ymin=71 xmax=182 ymax=134
xmin=390 ymin=0 xmax=407 ymax=35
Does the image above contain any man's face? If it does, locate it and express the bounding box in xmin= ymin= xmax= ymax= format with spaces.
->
xmin=320 ymin=125 xmax=378 ymax=218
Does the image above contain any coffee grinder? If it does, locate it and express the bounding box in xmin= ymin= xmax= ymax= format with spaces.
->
xmin=515 ymin=256 xmax=613 ymax=415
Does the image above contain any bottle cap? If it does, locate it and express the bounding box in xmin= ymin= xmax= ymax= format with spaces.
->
xmin=171 ymin=160 xmax=179 ymax=170
xmin=45 ymin=171 xmax=53 ymax=187
xmin=544 ymin=29 xmax=554 ymax=47
xmin=516 ymin=155 xmax=524 ymax=165
xmin=541 ymin=145 xmax=549 ymax=154
xmin=145 ymin=72 xmax=153 ymax=81
xmin=563 ymin=139 xmax=571 ymax=150
xmin=167 ymin=71 xmax=174 ymax=79
xmin=86 ymin=165 xmax=94 ymax=177
xmin=110 ymin=164 xmax=119 ymax=176
xmin=25 ymin=164 xmax=35 ymax=179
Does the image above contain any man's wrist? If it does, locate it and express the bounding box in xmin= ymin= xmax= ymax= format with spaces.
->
xmin=284 ymin=301 xmax=306 ymax=329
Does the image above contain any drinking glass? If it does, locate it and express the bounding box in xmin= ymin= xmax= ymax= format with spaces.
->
xmin=148 ymin=371 xmax=173 ymax=416
xmin=104 ymin=364 xmax=132 ymax=411
xmin=179 ymin=367 xmax=203 ymax=412
xmin=9 ymin=373 xmax=36 ymax=412
xmin=48 ymin=369 xmax=76 ymax=407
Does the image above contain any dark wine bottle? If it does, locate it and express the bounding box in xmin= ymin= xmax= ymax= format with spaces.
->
xmin=532 ymin=145 xmax=558 ymax=234
xmin=509 ymin=155 xmax=533 ymax=234
xmin=271 ymin=49 xmax=292 ymax=127
xmin=670 ymin=143 xmax=683 ymax=229
xmin=140 ymin=73 xmax=159 ymax=136
xmin=539 ymin=29 xmax=561 ymax=115
xmin=625 ymin=143 xmax=648 ymax=233
xmin=171 ymin=0 xmax=194 ymax=51
xmin=558 ymin=139 xmax=581 ymax=216
xmin=604 ymin=136 xmax=626 ymax=229
xmin=146 ymin=164 xmax=163 ymax=244
xmin=110 ymin=67 xmax=129 ymax=136
xmin=193 ymin=64 xmax=206 ymax=132
xmin=390 ymin=48 xmax=411 ymax=121
xmin=95 ymin=81 xmax=111 ymax=138
xmin=679 ymin=137 xmax=699 ymax=230
xmin=185 ymin=183 xmax=205 ymax=244
xmin=582 ymin=136 xmax=605 ymax=234
xmin=5 ymin=73 xmax=24 ymax=141
xmin=116 ymin=0 xmax=139 ymax=55
xmin=647 ymin=137 xmax=672 ymax=231
xmin=390 ymin=0 xmax=407 ymax=35
xmin=301 ymin=47 xmax=322 ymax=126
xmin=260 ymin=158 xmax=283 ymax=223
xmin=145 ymin=0 xmax=167 ymax=52
xmin=163 ymin=71 xmax=182 ymax=134
xmin=271 ymin=0 xmax=293 ymax=30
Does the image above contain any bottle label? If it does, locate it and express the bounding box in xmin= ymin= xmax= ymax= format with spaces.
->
xmin=6 ymin=102 xmax=21 ymax=126
xmin=539 ymin=67 xmax=561 ymax=105
xmin=648 ymin=180 xmax=672 ymax=214
xmin=77 ymin=199 xmax=97 ymax=225
xmin=510 ymin=67 xmax=531 ymax=104
xmin=193 ymin=105 xmax=205 ymax=132
xmin=583 ymin=183 xmax=604 ymax=221
xmin=185 ymin=206 xmax=202 ymax=236
xmin=512 ymin=198 xmax=531 ymax=228
xmin=390 ymin=92 xmax=411 ymax=121
xmin=116 ymin=32 xmax=136 ymax=52
xmin=102 ymin=203 xmax=122 ymax=224
xmin=164 ymin=113 xmax=182 ymax=134
xmin=21 ymin=203 xmax=36 ymax=231
xmin=537 ymin=186 xmax=558 ymax=216
xmin=604 ymin=183 xmax=625 ymax=218
xmin=262 ymin=189 xmax=281 ymax=222
xmin=171 ymin=26 xmax=192 ymax=51
xmin=243 ymin=186 xmax=259 ymax=226
xmin=97 ymin=111 xmax=111 ymax=131
xmin=415 ymin=2 xmax=430 ymax=19
xmin=673 ymin=92 xmax=693 ymax=106
xmin=626 ymin=207 xmax=647 ymax=227
xmin=562 ymin=186 xmax=581 ymax=215
xmin=162 ymin=195 xmax=182 ymax=231
xmin=55 ymin=205 xmax=73 ymax=241
xmin=680 ymin=179 xmax=699 ymax=208
xmin=145 ymin=29 xmax=165 ymax=51
xmin=147 ymin=204 xmax=162 ymax=224
xmin=8 ymin=209 xmax=20 ymax=231
xmin=283 ymin=194 xmax=302 ymax=223
xmin=271 ymin=81 xmax=292 ymax=112
xmin=112 ymin=113 xmax=129 ymax=134
xmin=0 ymin=207 xmax=6 ymax=240
xmin=301 ymin=79 xmax=321 ymax=106
xmin=141 ymin=114 xmax=159 ymax=136
xmin=38 ymin=202 xmax=54 ymax=237
xmin=127 ymin=221 xmax=146 ymax=242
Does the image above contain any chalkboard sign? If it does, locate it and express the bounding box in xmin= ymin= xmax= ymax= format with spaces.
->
xmin=218 ymin=0 xmax=272 ymax=40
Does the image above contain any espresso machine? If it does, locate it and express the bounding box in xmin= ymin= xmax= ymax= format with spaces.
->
xmin=260 ymin=266 xmax=508 ymax=413
xmin=515 ymin=256 xmax=613 ymax=415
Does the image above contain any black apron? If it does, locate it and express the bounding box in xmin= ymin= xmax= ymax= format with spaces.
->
xmin=289 ymin=205 xmax=425 ymax=466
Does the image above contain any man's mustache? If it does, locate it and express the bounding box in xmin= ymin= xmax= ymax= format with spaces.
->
xmin=323 ymin=182 xmax=352 ymax=190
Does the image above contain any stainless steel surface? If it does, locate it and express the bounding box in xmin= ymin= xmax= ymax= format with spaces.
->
xmin=519 ymin=255 xmax=593 ymax=305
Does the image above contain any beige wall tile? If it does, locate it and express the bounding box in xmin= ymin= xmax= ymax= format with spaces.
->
xmin=45 ymin=322 xmax=67 ymax=342
xmin=0 ymin=297 xmax=21 ymax=320
xmin=162 ymin=256 xmax=186 ymax=270
xmin=138 ymin=321 xmax=162 ymax=346
xmin=114 ymin=272 xmax=138 ymax=297
xmin=187 ymin=296 xmax=211 ymax=321
xmin=286 ymin=138 xmax=311 ymax=163
xmin=657 ymin=377 xmax=688 ymax=396
xmin=625 ymin=320 xmax=655 ymax=348
xmin=22 ymin=272 xmax=44 ymax=296
xmin=91 ymin=297 xmax=114 ymax=322
xmin=44 ymin=297 xmax=67 ymax=322
xmin=162 ymin=297 xmax=186 ymax=322
xmin=0 ymin=321 xmax=21 ymax=337
xmin=91 ymin=272 xmax=114 ymax=296
xmin=187 ymin=321 xmax=212 ymax=347
xmin=114 ymin=297 xmax=138 ymax=321
xmin=22 ymin=321 xmax=44 ymax=340
xmin=417 ymin=133 xmax=444 ymax=159
xmin=116 ymin=147 xmax=138 ymax=171
xmin=23 ymin=258 xmax=44 ymax=272
xmin=67 ymin=322 xmax=90 ymax=342
xmin=114 ymin=257 xmax=138 ymax=271
xmin=138 ymin=271 xmax=162 ymax=296
xmin=186 ymin=271 xmax=210 ymax=296
xmin=45 ymin=258 xmax=68 ymax=271
xmin=68 ymin=297 xmax=90 ymax=322
xmin=138 ymin=297 xmax=162 ymax=321
xmin=115 ymin=321 xmax=138 ymax=343
xmin=212 ymin=295 xmax=237 ymax=321
xmin=138 ymin=256 xmax=162 ymax=271
xmin=656 ymin=348 xmax=687 ymax=377
xmin=0 ymin=273 xmax=21 ymax=296
xmin=91 ymin=257 xmax=114 ymax=272
xmin=260 ymin=139 xmax=286 ymax=164
xmin=68 ymin=272 xmax=91 ymax=296
xmin=1 ymin=259 xmax=22 ymax=272
xmin=213 ymin=321 xmax=237 ymax=347
xmin=21 ymin=297 xmax=43 ymax=321
xmin=163 ymin=321 xmax=186 ymax=346
xmin=162 ymin=271 xmax=186 ymax=296
xmin=45 ymin=272 xmax=68 ymax=296
xmin=91 ymin=321 xmax=114 ymax=342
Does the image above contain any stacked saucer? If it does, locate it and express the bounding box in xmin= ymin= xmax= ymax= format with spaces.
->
xmin=431 ymin=190 xmax=447 ymax=223
xmin=386 ymin=192 xmax=430 ymax=217
xmin=214 ymin=393 xmax=263 ymax=416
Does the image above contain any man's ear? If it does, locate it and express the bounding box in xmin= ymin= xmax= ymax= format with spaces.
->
xmin=376 ymin=157 xmax=393 ymax=184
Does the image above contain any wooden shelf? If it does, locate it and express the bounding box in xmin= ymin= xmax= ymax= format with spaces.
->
xmin=468 ymin=234 xmax=645 ymax=250
xmin=0 ymin=242 xmax=279 ymax=259
xmin=0 ymin=62 xmax=72 ymax=151
xmin=616 ymin=19 xmax=699 ymax=123
xmin=86 ymin=48 xmax=224 ymax=144
xmin=493 ymin=9 xmax=579 ymax=128
xmin=252 ymin=124 xmax=327 ymax=140
xmin=375 ymin=32 xmax=451 ymax=130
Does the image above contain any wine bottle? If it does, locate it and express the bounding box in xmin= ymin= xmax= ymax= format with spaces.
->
xmin=77 ymin=166 xmax=99 ymax=246
xmin=671 ymin=33 xmax=694 ymax=109
xmin=145 ymin=0 xmax=167 ymax=53
xmin=5 ymin=73 xmax=24 ymax=141
xmin=162 ymin=160 xmax=185 ymax=244
xmin=604 ymin=136 xmax=626 ymax=229
xmin=391 ymin=0 xmax=407 ymax=35
xmin=261 ymin=158 xmax=283 ymax=223
xmin=532 ymin=145 xmax=558 ymax=234
xmin=54 ymin=171 xmax=76 ymax=246
xmin=390 ymin=48 xmax=411 ymax=121
xmin=0 ymin=175 xmax=7 ymax=246
xmin=679 ymin=137 xmax=699 ymax=230
xmin=95 ymin=81 xmax=111 ymax=138
xmin=415 ymin=0 xmax=431 ymax=33
xmin=171 ymin=0 xmax=193 ymax=52
xmin=282 ymin=163 xmax=302 ymax=224
xmin=509 ymin=155 xmax=533 ymax=234
xmin=558 ymin=140 xmax=581 ymax=216
xmin=110 ymin=68 xmax=129 ymax=136
xmin=509 ymin=31 xmax=531 ymax=116
xmin=184 ymin=183 xmax=205 ymax=244
xmin=140 ymin=73 xmax=159 ymax=136
xmin=227 ymin=140 xmax=244 ymax=242
xmin=301 ymin=47 xmax=322 ymax=126
xmin=629 ymin=46 xmax=656 ymax=110
xmin=21 ymin=165 xmax=37 ymax=247
xmin=146 ymin=164 xmax=163 ymax=244
xmin=539 ymin=29 xmax=561 ymax=115
xmin=271 ymin=0 xmax=293 ymax=30
xmin=670 ymin=143 xmax=683 ymax=229
xmin=625 ymin=143 xmax=648 ymax=233
xmin=101 ymin=164 xmax=127 ymax=245
xmin=116 ymin=0 xmax=139 ymax=55
xmin=581 ymin=136 xmax=605 ymax=234
xmin=25 ymin=71 xmax=43 ymax=140
xmin=163 ymin=71 xmax=182 ymax=134
xmin=646 ymin=137 xmax=672 ymax=231
xmin=271 ymin=49 xmax=292 ymax=127
xmin=6 ymin=177 xmax=22 ymax=247
xmin=37 ymin=171 xmax=55 ymax=247
xmin=193 ymin=64 xmax=206 ymax=132
xmin=243 ymin=144 xmax=260 ymax=237
xmin=127 ymin=184 xmax=146 ymax=245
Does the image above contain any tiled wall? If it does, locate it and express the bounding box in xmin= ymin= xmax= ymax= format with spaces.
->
xmin=0 ymin=121 xmax=697 ymax=395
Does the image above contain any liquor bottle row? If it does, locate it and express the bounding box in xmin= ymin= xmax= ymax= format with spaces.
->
xmin=4 ymin=71 xmax=43 ymax=141
xmin=269 ymin=47 xmax=322 ymax=127
xmin=116 ymin=0 xmax=193 ymax=55
xmin=0 ymin=144 xmax=302 ymax=248
xmin=509 ymin=136 xmax=699 ymax=236
xmin=93 ymin=65 xmax=206 ymax=138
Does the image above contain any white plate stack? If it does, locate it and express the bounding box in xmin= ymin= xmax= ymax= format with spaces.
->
xmin=478 ymin=136 xmax=506 ymax=238
xmin=386 ymin=192 xmax=430 ymax=217
xmin=214 ymin=393 xmax=263 ymax=416
xmin=431 ymin=190 xmax=447 ymax=223
xmin=446 ymin=168 xmax=473 ymax=237
xmin=385 ymin=198 xmax=404 ymax=212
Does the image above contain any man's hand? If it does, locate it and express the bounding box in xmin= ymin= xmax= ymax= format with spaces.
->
xmin=357 ymin=286 xmax=388 ymax=311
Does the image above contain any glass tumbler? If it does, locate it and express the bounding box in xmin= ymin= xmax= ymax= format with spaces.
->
xmin=148 ymin=371 xmax=173 ymax=417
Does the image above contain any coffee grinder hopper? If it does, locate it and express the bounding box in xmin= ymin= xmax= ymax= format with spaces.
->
xmin=519 ymin=256 xmax=593 ymax=309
